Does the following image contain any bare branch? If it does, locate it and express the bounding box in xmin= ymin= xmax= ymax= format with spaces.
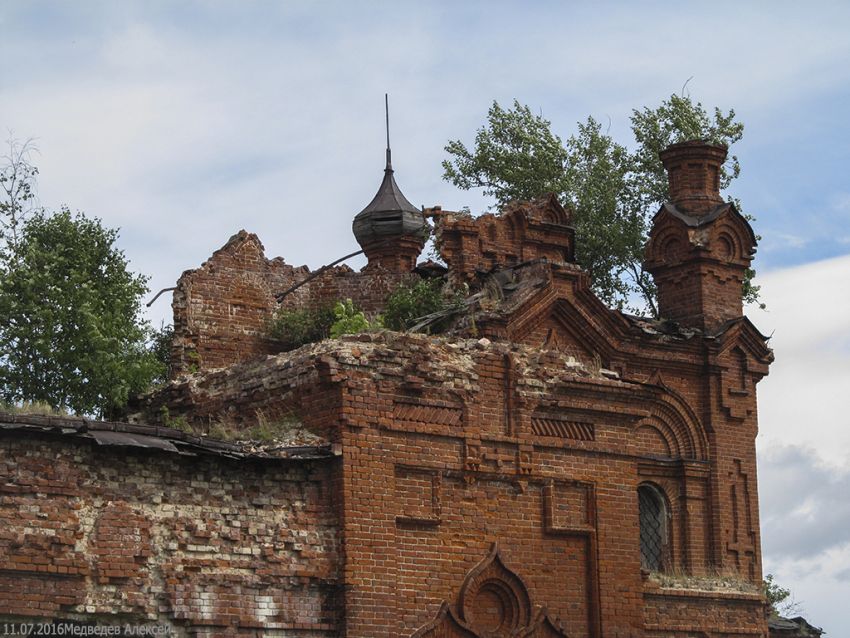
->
xmin=0 ymin=134 xmax=41 ymax=258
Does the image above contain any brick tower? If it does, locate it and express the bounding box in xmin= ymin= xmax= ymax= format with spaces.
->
xmin=644 ymin=140 xmax=756 ymax=330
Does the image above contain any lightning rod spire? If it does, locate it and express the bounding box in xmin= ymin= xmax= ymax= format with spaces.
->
xmin=385 ymin=93 xmax=392 ymax=171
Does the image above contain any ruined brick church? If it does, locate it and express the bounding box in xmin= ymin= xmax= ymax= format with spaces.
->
xmin=0 ymin=138 xmax=775 ymax=637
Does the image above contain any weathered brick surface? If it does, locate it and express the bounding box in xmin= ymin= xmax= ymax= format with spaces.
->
xmin=0 ymin=434 xmax=340 ymax=635
xmin=644 ymin=142 xmax=757 ymax=331
xmin=170 ymin=230 xmax=305 ymax=376
xmin=171 ymin=230 xmax=412 ymax=377
xmin=643 ymin=587 xmax=765 ymax=638
xmin=130 ymin=314 xmax=769 ymax=636
xmin=433 ymin=194 xmax=575 ymax=287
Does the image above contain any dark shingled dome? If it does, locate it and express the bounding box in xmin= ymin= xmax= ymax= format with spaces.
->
xmin=352 ymin=148 xmax=428 ymax=250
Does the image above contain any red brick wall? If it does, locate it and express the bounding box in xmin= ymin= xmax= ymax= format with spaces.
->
xmin=171 ymin=230 xmax=305 ymax=376
xmin=328 ymin=332 xmax=767 ymax=637
xmin=643 ymin=587 xmax=765 ymax=638
xmin=136 ymin=328 xmax=769 ymax=637
xmin=6 ymin=139 xmax=775 ymax=636
xmin=433 ymin=194 xmax=575 ymax=286
xmin=170 ymin=230 xmax=413 ymax=377
xmin=11 ymin=311 xmax=770 ymax=637
xmin=646 ymin=141 xmax=757 ymax=332
xmin=0 ymin=433 xmax=340 ymax=635
xmin=41 ymin=140 xmax=773 ymax=635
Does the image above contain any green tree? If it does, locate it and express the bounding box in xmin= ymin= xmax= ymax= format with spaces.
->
xmin=148 ymin=322 xmax=174 ymax=385
xmin=442 ymin=95 xmax=758 ymax=314
xmin=0 ymin=208 xmax=163 ymax=416
xmin=564 ymin=118 xmax=645 ymax=311
xmin=443 ymin=101 xmax=570 ymax=206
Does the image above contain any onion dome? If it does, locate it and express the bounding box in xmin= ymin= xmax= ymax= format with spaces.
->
xmin=352 ymin=96 xmax=428 ymax=272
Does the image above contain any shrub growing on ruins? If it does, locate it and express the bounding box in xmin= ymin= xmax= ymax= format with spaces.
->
xmin=329 ymin=299 xmax=377 ymax=337
xmin=764 ymin=573 xmax=801 ymax=617
xmin=269 ymin=299 xmax=380 ymax=350
xmin=268 ymin=304 xmax=337 ymax=351
xmin=382 ymin=278 xmax=465 ymax=332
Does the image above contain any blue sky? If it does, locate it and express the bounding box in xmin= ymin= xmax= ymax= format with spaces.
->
xmin=1 ymin=0 xmax=849 ymax=631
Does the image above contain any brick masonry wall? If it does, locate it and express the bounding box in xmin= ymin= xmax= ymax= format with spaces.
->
xmin=0 ymin=434 xmax=340 ymax=636
xmin=433 ymin=194 xmax=575 ymax=287
xmin=643 ymin=587 xmax=765 ymax=638
xmin=469 ymin=260 xmax=771 ymax=590
xmin=135 ymin=326 xmax=770 ymax=637
xmin=170 ymin=230 xmax=305 ymax=377
xmin=6 ymin=137 xmax=774 ymax=636
xmin=170 ymin=230 xmax=413 ymax=377
xmin=329 ymin=333 xmax=767 ymax=638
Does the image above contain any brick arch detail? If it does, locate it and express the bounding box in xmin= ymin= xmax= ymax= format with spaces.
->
xmin=642 ymin=380 xmax=709 ymax=461
xmin=410 ymin=543 xmax=569 ymax=638
xmin=506 ymin=295 xmax=619 ymax=366
xmin=645 ymin=220 xmax=689 ymax=267
xmin=457 ymin=543 xmax=533 ymax=632
xmin=634 ymin=420 xmax=678 ymax=458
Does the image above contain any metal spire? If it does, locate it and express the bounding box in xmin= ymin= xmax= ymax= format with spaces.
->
xmin=353 ymin=93 xmax=427 ymax=250
xmin=354 ymin=93 xmax=418 ymax=217
xmin=385 ymin=93 xmax=392 ymax=171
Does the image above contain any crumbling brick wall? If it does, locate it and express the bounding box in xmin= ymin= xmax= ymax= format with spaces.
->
xmin=0 ymin=432 xmax=340 ymax=636
xmin=8 ymin=140 xmax=774 ymax=637
xmin=171 ymin=230 xmax=305 ymax=376
xmin=433 ymin=193 xmax=575 ymax=286
xmin=170 ymin=230 xmax=413 ymax=377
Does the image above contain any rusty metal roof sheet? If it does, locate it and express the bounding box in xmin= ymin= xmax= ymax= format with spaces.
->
xmin=0 ymin=412 xmax=336 ymax=462
xmin=656 ymin=201 xmax=757 ymax=247
xmin=89 ymin=429 xmax=180 ymax=452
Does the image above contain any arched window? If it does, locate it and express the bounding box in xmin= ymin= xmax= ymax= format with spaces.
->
xmin=638 ymin=484 xmax=669 ymax=572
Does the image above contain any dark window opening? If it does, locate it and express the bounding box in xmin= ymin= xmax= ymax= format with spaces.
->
xmin=638 ymin=484 xmax=668 ymax=572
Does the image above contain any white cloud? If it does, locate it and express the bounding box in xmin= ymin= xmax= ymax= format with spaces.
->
xmin=764 ymin=544 xmax=850 ymax=632
xmin=760 ymin=444 xmax=850 ymax=633
xmin=750 ymin=253 xmax=850 ymax=351
xmin=762 ymin=232 xmax=810 ymax=252
xmin=750 ymin=254 xmax=850 ymax=633
xmin=760 ymin=443 xmax=850 ymax=559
